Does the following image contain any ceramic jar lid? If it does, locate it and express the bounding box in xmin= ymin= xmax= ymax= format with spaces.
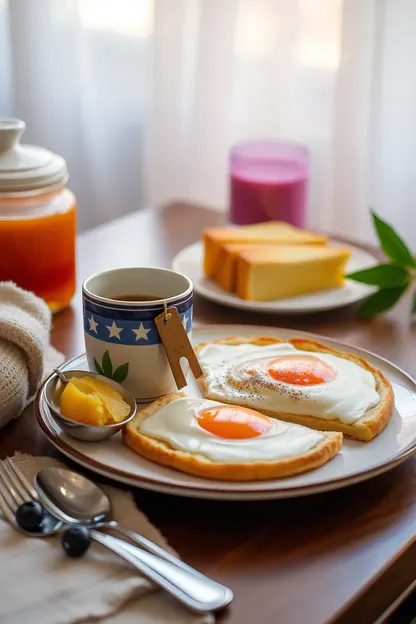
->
xmin=0 ymin=118 xmax=68 ymax=192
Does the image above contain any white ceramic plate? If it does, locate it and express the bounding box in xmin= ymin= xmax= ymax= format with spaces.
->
xmin=172 ymin=241 xmax=378 ymax=313
xmin=36 ymin=325 xmax=416 ymax=501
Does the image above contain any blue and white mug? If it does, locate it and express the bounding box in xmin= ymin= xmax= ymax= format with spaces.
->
xmin=82 ymin=267 xmax=193 ymax=400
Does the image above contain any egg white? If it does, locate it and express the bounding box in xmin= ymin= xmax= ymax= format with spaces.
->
xmin=198 ymin=342 xmax=380 ymax=424
xmin=139 ymin=397 xmax=325 ymax=463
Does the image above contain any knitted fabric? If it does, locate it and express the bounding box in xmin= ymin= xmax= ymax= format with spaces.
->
xmin=0 ymin=282 xmax=63 ymax=427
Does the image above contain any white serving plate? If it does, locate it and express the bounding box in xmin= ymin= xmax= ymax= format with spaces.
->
xmin=172 ymin=241 xmax=378 ymax=313
xmin=35 ymin=325 xmax=416 ymax=501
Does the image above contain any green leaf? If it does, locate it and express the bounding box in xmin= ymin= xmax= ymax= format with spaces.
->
xmin=102 ymin=350 xmax=113 ymax=378
xmin=357 ymin=285 xmax=408 ymax=317
xmin=347 ymin=264 xmax=410 ymax=288
xmin=372 ymin=212 xmax=416 ymax=267
xmin=112 ymin=362 xmax=129 ymax=383
xmin=94 ymin=358 xmax=104 ymax=376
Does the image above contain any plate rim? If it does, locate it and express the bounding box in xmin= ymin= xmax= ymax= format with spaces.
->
xmin=36 ymin=324 xmax=416 ymax=499
xmin=172 ymin=241 xmax=378 ymax=313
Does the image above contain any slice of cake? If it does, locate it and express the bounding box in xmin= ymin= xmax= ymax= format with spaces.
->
xmin=203 ymin=222 xmax=327 ymax=279
xmin=214 ymin=243 xmax=262 ymax=292
xmin=236 ymin=245 xmax=351 ymax=301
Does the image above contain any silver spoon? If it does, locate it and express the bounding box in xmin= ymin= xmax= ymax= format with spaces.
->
xmin=35 ymin=467 xmax=190 ymax=566
xmin=1 ymin=464 xmax=231 ymax=611
xmin=35 ymin=467 xmax=233 ymax=611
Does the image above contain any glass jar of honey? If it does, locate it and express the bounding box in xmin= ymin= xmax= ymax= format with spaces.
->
xmin=0 ymin=119 xmax=76 ymax=312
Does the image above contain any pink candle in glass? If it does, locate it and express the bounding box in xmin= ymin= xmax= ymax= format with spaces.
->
xmin=229 ymin=141 xmax=309 ymax=227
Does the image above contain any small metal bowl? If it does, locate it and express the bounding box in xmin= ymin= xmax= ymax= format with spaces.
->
xmin=44 ymin=369 xmax=137 ymax=442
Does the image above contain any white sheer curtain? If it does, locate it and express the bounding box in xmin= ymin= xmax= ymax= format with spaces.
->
xmin=0 ymin=0 xmax=415 ymax=245
xmin=0 ymin=0 xmax=151 ymax=230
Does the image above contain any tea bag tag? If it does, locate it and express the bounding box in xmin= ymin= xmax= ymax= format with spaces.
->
xmin=155 ymin=305 xmax=203 ymax=389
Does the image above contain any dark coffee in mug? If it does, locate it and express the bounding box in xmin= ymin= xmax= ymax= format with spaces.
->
xmin=111 ymin=294 xmax=162 ymax=302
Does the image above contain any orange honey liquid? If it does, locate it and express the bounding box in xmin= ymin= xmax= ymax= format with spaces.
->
xmin=0 ymin=188 xmax=76 ymax=312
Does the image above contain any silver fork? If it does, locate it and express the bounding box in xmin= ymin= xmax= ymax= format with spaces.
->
xmin=0 ymin=458 xmax=233 ymax=613
xmin=0 ymin=457 xmax=62 ymax=536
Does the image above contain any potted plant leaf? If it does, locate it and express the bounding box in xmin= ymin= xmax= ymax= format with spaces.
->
xmin=347 ymin=212 xmax=415 ymax=316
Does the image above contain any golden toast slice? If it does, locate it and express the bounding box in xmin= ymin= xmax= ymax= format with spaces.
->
xmin=203 ymin=221 xmax=327 ymax=278
xmin=236 ymin=245 xmax=351 ymax=301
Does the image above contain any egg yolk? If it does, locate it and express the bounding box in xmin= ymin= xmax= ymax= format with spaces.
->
xmin=196 ymin=406 xmax=272 ymax=439
xmin=267 ymin=355 xmax=336 ymax=386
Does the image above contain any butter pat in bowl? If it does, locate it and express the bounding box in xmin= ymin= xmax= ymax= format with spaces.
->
xmin=44 ymin=370 xmax=137 ymax=442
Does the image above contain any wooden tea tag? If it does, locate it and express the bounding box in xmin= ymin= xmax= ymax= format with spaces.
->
xmin=155 ymin=306 xmax=203 ymax=389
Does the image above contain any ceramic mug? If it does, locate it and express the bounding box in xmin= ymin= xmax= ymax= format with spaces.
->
xmin=82 ymin=267 xmax=193 ymax=400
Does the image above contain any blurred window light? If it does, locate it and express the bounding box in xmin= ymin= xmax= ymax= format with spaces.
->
xmin=78 ymin=0 xmax=154 ymax=38
xmin=235 ymin=0 xmax=279 ymax=59
xmin=295 ymin=0 xmax=342 ymax=70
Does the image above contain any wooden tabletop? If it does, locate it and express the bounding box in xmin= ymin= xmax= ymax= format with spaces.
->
xmin=2 ymin=202 xmax=416 ymax=624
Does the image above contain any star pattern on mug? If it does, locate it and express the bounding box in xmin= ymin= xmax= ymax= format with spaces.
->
xmin=181 ymin=314 xmax=189 ymax=332
xmin=132 ymin=323 xmax=151 ymax=342
xmin=88 ymin=315 xmax=98 ymax=333
xmin=106 ymin=321 xmax=123 ymax=340
xmin=83 ymin=306 xmax=192 ymax=346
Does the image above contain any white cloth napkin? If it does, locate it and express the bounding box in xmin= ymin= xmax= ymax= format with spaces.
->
xmin=0 ymin=282 xmax=64 ymax=428
xmin=0 ymin=454 xmax=214 ymax=624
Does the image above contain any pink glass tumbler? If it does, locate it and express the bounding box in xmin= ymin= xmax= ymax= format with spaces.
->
xmin=229 ymin=140 xmax=309 ymax=226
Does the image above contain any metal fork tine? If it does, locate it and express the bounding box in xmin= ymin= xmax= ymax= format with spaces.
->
xmin=0 ymin=463 xmax=24 ymax=507
xmin=0 ymin=476 xmax=20 ymax=513
xmin=2 ymin=461 xmax=28 ymax=503
xmin=0 ymin=491 xmax=17 ymax=525
xmin=5 ymin=457 xmax=38 ymax=501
